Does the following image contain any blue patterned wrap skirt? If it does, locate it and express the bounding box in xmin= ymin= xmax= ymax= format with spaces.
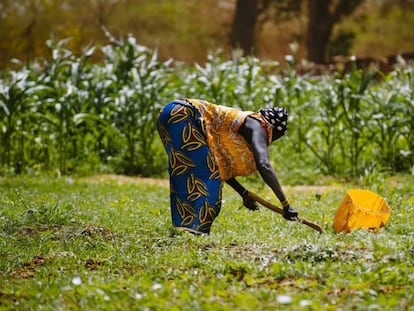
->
xmin=157 ymin=101 xmax=222 ymax=234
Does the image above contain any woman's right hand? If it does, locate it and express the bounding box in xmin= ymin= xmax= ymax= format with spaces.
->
xmin=283 ymin=205 xmax=298 ymax=220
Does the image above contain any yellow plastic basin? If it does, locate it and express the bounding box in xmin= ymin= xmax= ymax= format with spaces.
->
xmin=333 ymin=189 xmax=391 ymax=233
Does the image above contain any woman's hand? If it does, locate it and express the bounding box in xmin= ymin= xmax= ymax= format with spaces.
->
xmin=226 ymin=178 xmax=259 ymax=211
xmin=243 ymin=195 xmax=259 ymax=211
xmin=283 ymin=205 xmax=298 ymax=220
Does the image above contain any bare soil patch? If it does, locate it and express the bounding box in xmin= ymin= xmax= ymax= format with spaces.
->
xmin=78 ymin=174 xmax=170 ymax=188
xmin=78 ymin=174 xmax=336 ymax=193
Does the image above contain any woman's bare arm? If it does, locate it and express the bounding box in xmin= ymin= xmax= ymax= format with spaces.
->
xmin=237 ymin=117 xmax=298 ymax=219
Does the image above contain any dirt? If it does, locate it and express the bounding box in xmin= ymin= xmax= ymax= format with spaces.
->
xmin=78 ymin=174 xmax=335 ymax=193
xmin=78 ymin=174 xmax=170 ymax=187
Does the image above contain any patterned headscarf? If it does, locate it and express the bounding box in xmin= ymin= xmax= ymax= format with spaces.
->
xmin=259 ymin=107 xmax=288 ymax=140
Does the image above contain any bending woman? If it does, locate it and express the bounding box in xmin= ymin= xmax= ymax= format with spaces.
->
xmin=156 ymin=98 xmax=298 ymax=235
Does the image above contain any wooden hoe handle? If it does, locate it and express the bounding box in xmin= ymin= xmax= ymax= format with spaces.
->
xmin=247 ymin=191 xmax=324 ymax=234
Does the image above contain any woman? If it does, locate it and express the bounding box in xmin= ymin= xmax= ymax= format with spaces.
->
xmin=157 ymin=98 xmax=298 ymax=235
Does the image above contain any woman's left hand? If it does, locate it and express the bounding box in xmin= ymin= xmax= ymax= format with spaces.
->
xmin=243 ymin=196 xmax=259 ymax=211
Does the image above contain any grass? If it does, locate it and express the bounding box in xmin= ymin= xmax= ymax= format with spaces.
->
xmin=0 ymin=174 xmax=413 ymax=310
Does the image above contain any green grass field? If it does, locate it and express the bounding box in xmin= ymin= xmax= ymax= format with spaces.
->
xmin=1 ymin=174 xmax=413 ymax=310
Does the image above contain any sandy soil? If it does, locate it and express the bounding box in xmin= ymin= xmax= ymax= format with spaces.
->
xmin=78 ymin=174 xmax=335 ymax=193
xmin=78 ymin=174 xmax=170 ymax=187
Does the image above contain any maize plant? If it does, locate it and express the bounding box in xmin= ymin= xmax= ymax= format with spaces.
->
xmin=102 ymin=32 xmax=173 ymax=175
xmin=0 ymin=33 xmax=413 ymax=177
xmin=0 ymin=69 xmax=35 ymax=174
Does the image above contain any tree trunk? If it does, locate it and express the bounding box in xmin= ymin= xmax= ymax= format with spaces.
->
xmin=307 ymin=0 xmax=365 ymax=64
xmin=306 ymin=0 xmax=333 ymax=64
xmin=231 ymin=0 xmax=258 ymax=56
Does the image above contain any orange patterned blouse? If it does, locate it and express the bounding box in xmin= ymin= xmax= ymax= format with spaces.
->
xmin=183 ymin=99 xmax=273 ymax=181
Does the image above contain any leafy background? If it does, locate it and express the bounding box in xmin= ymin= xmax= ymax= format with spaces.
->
xmin=1 ymin=0 xmax=414 ymax=68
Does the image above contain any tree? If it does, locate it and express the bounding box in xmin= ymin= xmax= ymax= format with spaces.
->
xmin=230 ymin=0 xmax=365 ymax=63
xmin=306 ymin=0 xmax=365 ymax=64
xmin=230 ymin=0 xmax=301 ymax=56
xmin=86 ymin=0 xmax=122 ymax=27
xmin=230 ymin=0 xmax=258 ymax=56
